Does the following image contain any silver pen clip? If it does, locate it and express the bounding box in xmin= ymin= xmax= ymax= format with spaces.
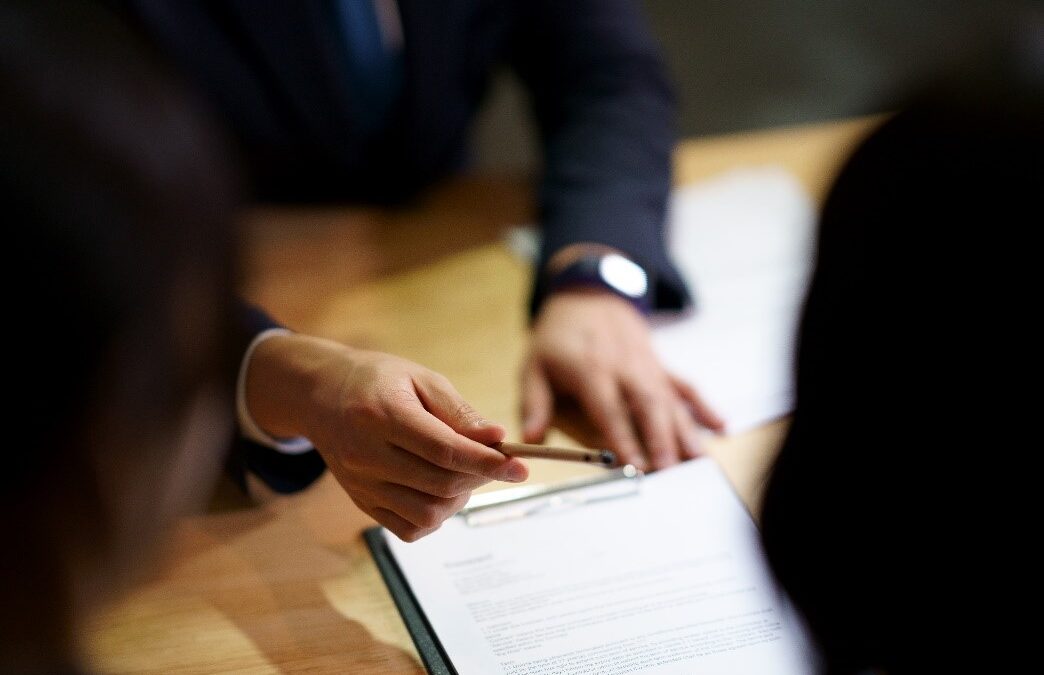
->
xmin=458 ymin=465 xmax=643 ymax=527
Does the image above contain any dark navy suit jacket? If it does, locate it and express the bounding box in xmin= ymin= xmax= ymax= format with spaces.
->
xmin=112 ymin=0 xmax=690 ymax=492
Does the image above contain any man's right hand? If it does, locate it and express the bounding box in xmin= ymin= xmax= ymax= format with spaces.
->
xmin=245 ymin=334 xmax=528 ymax=541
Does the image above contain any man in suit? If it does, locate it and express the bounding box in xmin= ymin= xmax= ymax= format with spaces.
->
xmin=111 ymin=0 xmax=723 ymax=540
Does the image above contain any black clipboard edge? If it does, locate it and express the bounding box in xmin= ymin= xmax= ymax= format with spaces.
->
xmin=363 ymin=526 xmax=457 ymax=675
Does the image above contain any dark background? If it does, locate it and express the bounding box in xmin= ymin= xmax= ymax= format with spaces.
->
xmin=472 ymin=0 xmax=1040 ymax=170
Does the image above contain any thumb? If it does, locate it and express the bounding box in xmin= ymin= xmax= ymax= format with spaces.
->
xmin=415 ymin=372 xmax=506 ymax=445
xmin=521 ymin=360 xmax=553 ymax=444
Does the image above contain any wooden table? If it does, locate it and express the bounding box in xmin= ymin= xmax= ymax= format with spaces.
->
xmin=84 ymin=117 xmax=876 ymax=674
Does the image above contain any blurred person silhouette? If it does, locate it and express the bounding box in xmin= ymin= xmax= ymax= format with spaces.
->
xmin=102 ymin=0 xmax=726 ymax=517
xmin=0 ymin=2 xmax=241 ymax=670
xmin=760 ymin=70 xmax=1041 ymax=673
xmin=0 ymin=20 xmax=525 ymax=673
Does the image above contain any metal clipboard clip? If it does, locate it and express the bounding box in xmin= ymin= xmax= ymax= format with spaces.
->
xmin=457 ymin=465 xmax=643 ymax=527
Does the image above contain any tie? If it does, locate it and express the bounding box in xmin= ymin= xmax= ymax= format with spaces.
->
xmin=334 ymin=0 xmax=404 ymax=137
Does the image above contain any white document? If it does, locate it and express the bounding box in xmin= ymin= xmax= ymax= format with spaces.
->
xmin=384 ymin=459 xmax=817 ymax=674
xmin=653 ymin=167 xmax=817 ymax=433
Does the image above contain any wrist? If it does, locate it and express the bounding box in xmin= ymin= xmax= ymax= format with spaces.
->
xmin=245 ymin=333 xmax=339 ymax=440
xmin=537 ymin=246 xmax=653 ymax=315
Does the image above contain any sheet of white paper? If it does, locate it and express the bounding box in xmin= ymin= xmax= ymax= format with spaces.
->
xmin=653 ymin=167 xmax=817 ymax=433
xmin=384 ymin=459 xmax=816 ymax=675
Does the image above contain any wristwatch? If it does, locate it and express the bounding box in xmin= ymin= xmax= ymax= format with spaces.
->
xmin=539 ymin=252 xmax=653 ymax=314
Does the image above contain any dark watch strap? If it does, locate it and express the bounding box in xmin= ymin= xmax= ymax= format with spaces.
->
xmin=537 ymin=253 xmax=653 ymax=315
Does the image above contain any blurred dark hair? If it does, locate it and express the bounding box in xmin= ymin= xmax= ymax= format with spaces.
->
xmin=0 ymin=0 xmax=241 ymax=665
xmin=760 ymin=73 xmax=1041 ymax=672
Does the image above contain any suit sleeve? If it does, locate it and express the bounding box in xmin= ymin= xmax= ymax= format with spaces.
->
xmin=508 ymin=0 xmax=691 ymax=315
xmin=226 ymin=303 xmax=327 ymax=494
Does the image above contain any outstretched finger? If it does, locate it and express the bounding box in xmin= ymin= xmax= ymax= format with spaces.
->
xmin=673 ymin=399 xmax=703 ymax=459
xmin=576 ymin=376 xmax=645 ymax=471
xmin=669 ymin=373 xmax=726 ymax=432
xmin=388 ymin=394 xmax=528 ymax=482
xmin=623 ymin=378 xmax=681 ymax=470
xmin=362 ymin=444 xmax=491 ymax=498
xmin=521 ymin=359 xmax=554 ymax=444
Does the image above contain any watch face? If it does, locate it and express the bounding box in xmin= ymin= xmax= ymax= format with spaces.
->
xmin=599 ymin=254 xmax=648 ymax=298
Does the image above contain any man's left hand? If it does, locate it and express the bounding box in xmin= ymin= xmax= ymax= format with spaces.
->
xmin=522 ymin=288 xmax=724 ymax=471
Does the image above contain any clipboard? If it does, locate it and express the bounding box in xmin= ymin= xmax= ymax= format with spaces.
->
xmin=364 ymin=466 xmax=643 ymax=675
xmin=365 ymin=460 xmax=815 ymax=674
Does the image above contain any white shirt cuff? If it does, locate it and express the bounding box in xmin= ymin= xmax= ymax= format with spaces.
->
xmin=236 ymin=328 xmax=314 ymax=455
